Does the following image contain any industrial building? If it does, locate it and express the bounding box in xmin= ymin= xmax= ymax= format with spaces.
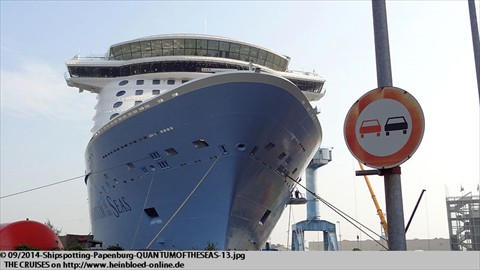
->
xmin=446 ymin=193 xmax=480 ymax=251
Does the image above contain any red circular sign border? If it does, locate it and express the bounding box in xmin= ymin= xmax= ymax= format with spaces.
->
xmin=344 ymin=87 xmax=425 ymax=169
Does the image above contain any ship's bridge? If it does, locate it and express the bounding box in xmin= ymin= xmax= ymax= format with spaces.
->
xmin=108 ymin=34 xmax=290 ymax=72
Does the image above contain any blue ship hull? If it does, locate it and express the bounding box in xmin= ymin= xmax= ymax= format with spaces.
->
xmin=85 ymin=72 xmax=322 ymax=250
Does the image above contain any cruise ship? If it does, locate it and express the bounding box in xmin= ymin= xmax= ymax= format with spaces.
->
xmin=65 ymin=34 xmax=325 ymax=250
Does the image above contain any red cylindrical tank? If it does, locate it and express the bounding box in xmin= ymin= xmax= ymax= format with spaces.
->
xmin=0 ymin=220 xmax=64 ymax=250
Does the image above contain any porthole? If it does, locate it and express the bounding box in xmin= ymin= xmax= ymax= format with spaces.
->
xmin=113 ymin=101 xmax=123 ymax=108
xmin=167 ymin=79 xmax=175 ymax=85
xmin=236 ymin=143 xmax=247 ymax=151
xmin=135 ymin=90 xmax=143 ymax=95
xmin=193 ymin=139 xmax=209 ymax=148
xmin=116 ymin=90 xmax=126 ymax=97
xmin=136 ymin=80 xmax=144 ymax=85
xmin=110 ymin=113 xmax=119 ymax=120
xmin=153 ymin=79 xmax=160 ymax=85
xmin=119 ymin=80 xmax=128 ymax=86
xmin=164 ymin=148 xmax=178 ymax=156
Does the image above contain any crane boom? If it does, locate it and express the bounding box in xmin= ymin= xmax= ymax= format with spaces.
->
xmin=358 ymin=162 xmax=388 ymax=238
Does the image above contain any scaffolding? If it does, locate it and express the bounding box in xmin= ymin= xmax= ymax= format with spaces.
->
xmin=446 ymin=193 xmax=480 ymax=250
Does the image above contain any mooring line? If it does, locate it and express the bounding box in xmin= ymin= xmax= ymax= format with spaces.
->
xmin=130 ymin=170 xmax=157 ymax=249
xmin=145 ymin=152 xmax=223 ymax=249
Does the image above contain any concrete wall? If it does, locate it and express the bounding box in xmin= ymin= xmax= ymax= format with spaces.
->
xmin=309 ymin=238 xmax=450 ymax=251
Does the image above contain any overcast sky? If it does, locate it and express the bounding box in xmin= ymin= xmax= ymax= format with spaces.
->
xmin=1 ymin=1 xmax=479 ymax=248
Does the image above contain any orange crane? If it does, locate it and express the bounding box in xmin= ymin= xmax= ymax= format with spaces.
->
xmin=358 ymin=162 xmax=388 ymax=237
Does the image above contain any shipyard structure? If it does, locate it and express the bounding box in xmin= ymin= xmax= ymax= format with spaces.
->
xmin=446 ymin=193 xmax=480 ymax=251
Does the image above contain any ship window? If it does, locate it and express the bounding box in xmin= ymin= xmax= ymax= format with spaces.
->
xmin=259 ymin=209 xmax=271 ymax=225
xmin=141 ymin=167 xmax=150 ymax=174
xmin=181 ymin=80 xmax=189 ymax=83
xmin=126 ymin=162 xmax=135 ymax=170
xmin=135 ymin=90 xmax=143 ymax=95
xmin=152 ymin=89 xmax=160 ymax=95
xmin=207 ymin=49 xmax=218 ymax=57
xmin=185 ymin=48 xmax=195 ymax=56
xmin=167 ymin=80 xmax=175 ymax=85
xmin=164 ymin=148 xmax=178 ymax=156
xmin=158 ymin=161 xmax=170 ymax=170
xmin=278 ymin=152 xmax=286 ymax=160
xmin=192 ymin=139 xmax=209 ymax=148
xmin=219 ymin=41 xmax=230 ymax=52
xmin=113 ymin=102 xmax=123 ymax=108
xmin=119 ymin=80 xmax=128 ymax=86
xmin=110 ymin=113 xmax=119 ymax=120
xmin=173 ymin=39 xmax=185 ymax=55
xmin=141 ymin=40 xmax=152 ymax=52
xmin=258 ymin=49 xmax=267 ymax=61
xmin=144 ymin=207 xmax=159 ymax=218
xmin=208 ymin=40 xmax=219 ymax=50
xmin=116 ymin=90 xmax=126 ymax=97
xmin=153 ymin=79 xmax=160 ymax=85
xmin=135 ymin=100 xmax=142 ymax=105
xmin=249 ymin=47 xmax=259 ymax=58
xmin=141 ymin=63 xmax=151 ymax=73
xmin=197 ymin=49 xmax=207 ymax=56
xmin=150 ymin=151 xmax=161 ymax=160
xmin=292 ymin=168 xmax=298 ymax=174
xmin=136 ymin=80 xmax=144 ymax=85
xmin=240 ymin=44 xmax=250 ymax=56
xmin=185 ymin=39 xmax=196 ymax=48
xmin=249 ymin=146 xmax=258 ymax=156
xmin=264 ymin=142 xmax=275 ymax=151
xmin=284 ymin=156 xmax=292 ymax=165
xmin=196 ymin=39 xmax=207 ymax=49
xmin=230 ymin=43 xmax=240 ymax=53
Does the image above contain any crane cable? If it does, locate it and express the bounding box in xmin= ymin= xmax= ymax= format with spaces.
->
xmin=286 ymin=174 xmax=389 ymax=250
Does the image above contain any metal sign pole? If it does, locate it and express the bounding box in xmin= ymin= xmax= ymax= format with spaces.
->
xmin=372 ymin=0 xmax=407 ymax=250
xmin=468 ymin=0 xmax=480 ymax=104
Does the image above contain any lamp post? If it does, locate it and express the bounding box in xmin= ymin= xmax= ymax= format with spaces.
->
xmin=336 ymin=221 xmax=342 ymax=251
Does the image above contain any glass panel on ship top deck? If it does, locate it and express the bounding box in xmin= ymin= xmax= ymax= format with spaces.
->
xmin=108 ymin=38 xmax=288 ymax=72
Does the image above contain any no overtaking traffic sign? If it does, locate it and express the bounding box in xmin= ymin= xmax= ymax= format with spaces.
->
xmin=344 ymin=87 xmax=425 ymax=169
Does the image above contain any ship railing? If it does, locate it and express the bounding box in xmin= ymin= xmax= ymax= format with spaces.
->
xmin=446 ymin=194 xmax=479 ymax=201
xmin=286 ymin=69 xmax=321 ymax=77
xmin=71 ymin=53 xmax=110 ymax=61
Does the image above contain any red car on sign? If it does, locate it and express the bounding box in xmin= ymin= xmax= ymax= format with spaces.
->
xmin=359 ymin=119 xmax=381 ymax=138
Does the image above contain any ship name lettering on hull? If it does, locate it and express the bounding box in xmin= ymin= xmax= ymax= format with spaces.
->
xmin=106 ymin=196 xmax=132 ymax=217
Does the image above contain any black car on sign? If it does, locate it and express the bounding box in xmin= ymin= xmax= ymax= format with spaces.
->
xmin=384 ymin=116 xmax=408 ymax=136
